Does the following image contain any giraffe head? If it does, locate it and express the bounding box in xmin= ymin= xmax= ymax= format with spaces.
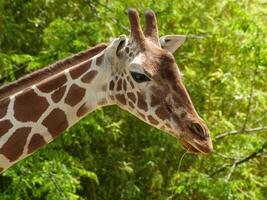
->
xmin=106 ymin=9 xmax=213 ymax=154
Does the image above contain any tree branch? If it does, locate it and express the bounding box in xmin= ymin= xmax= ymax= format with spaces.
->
xmin=225 ymin=161 xmax=237 ymax=181
xmin=91 ymin=1 xmax=130 ymax=32
xmin=216 ymin=126 xmax=267 ymax=139
xmin=216 ymin=42 xmax=264 ymax=140
xmin=210 ymin=141 xmax=266 ymax=178
xmin=241 ymin=43 xmax=259 ymax=131
xmin=49 ymin=172 xmax=67 ymax=199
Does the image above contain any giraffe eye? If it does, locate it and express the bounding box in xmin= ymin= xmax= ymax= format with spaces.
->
xmin=130 ymin=71 xmax=150 ymax=83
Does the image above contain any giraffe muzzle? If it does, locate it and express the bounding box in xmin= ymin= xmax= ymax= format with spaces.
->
xmin=181 ymin=134 xmax=213 ymax=154
xmin=180 ymin=136 xmax=213 ymax=154
xmin=178 ymin=121 xmax=213 ymax=154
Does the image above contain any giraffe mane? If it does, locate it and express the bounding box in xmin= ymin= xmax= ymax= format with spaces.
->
xmin=0 ymin=43 xmax=108 ymax=100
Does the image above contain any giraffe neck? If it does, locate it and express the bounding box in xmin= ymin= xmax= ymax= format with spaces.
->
xmin=0 ymin=47 xmax=112 ymax=172
xmin=0 ymin=43 xmax=107 ymax=100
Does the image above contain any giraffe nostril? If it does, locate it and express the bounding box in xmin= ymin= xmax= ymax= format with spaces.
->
xmin=190 ymin=123 xmax=207 ymax=139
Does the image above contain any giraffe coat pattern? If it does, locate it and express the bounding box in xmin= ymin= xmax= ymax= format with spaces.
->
xmin=0 ymin=9 xmax=213 ymax=172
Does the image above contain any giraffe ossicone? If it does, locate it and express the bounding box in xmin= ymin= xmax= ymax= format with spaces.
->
xmin=0 ymin=8 xmax=213 ymax=172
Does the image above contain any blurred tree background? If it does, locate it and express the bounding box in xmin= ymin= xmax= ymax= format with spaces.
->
xmin=0 ymin=0 xmax=266 ymax=199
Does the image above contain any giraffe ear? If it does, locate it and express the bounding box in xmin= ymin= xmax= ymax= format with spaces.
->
xmin=160 ymin=35 xmax=186 ymax=53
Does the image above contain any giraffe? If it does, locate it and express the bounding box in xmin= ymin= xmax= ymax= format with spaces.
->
xmin=0 ymin=9 xmax=213 ymax=172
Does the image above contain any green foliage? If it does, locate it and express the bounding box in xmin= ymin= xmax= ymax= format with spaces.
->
xmin=0 ymin=0 xmax=266 ymax=199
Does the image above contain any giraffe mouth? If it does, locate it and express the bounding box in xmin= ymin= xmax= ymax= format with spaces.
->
xmin=180 ymin=140 xmax=201 ymax=153
xmin=180 ymin=138 xmax=213 ymax=154
xmin=169 ymin=130 xmax=213 ymax=154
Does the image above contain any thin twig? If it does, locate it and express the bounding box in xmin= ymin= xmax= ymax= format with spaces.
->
xmin=241 ymin=44 xmax=259 ymax=131
xmin=210 ymin=163 xmax=229 ymax=177
xmin=217 ymin=42 xmax=263 ymax=140
xmin=215 ymin=152 xmax=240 ymax=160
xmin=237 ymin=187 xmax=253 ymax=199
xmin=210 ymin=141 xmax=266 ymax=177
xmin=178 ymin=151 xmax=188 ymax=172
xmin=225 ymin=161 xmax=237 ymax=181
xmin=168 ymin=151 xmax=188 ymax=200
xmin=215 ymin=126 xmax=267 ymax=139
xmin=91 ymin=1 xmax=130 ymax=32
xmin=49 ymin=172 xmax=68 ymax=199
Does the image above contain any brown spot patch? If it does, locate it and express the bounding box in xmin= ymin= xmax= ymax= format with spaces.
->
xmin=51 ymin=85 xmax=66 ymax=103
xmin=125 ymin=47 xmax=129 ymax=53
xmin=0 ymin=98 xmax=10 ymax=119
xmin=117 ymin=79 xmax=123 ymax=91
xmin=69 ymin=60 xmax=91 ymax=79
xmin=0 ymin=127 xmax=31 ymax=162
xmin=96 ymin=54 xmax=104 ymax=66
xmin=137 ymin=92 xmax=148 ymax=111
xmin=116 ymin=94 xmax=126 ymax=105
xmin=148 ymin=115 xmax=159 ymax=125
xmin=137 ymin=111 xmax=146 ymax=120
xmin=65 ymin=84 xmax=85 ymax=106
xmin=127 ymin=93 xmax=136 ymax=103
xmin=109 ymin=80 xmax=115 ymax=90
xmin=0 ymin=44 xmax=107 ymax=100
xmin=166 ymin=123 xmax=172 ymax=129
xmin=27 ymin=134 xmax=47 ymax=154
xmin=0 ymin=167 xmax=3 ymax=172
xmin=151 ymin=94 xmax=161 ymax=107
xmin=37 ymin=74 xmax=67 ymax=93
xmin=155 ymin=105 xmax=169 ymax=120
xmin=151 ymin=88 xmax=167 ymax=107
xmin=14 ymin=89 xmax=49 ymax=122
xmin=42 ymin=108 xmax=68 ymax=138
xmin=0 ymin=120 xmax=13 ymax=137
xmin=160 ymin=125 xmax=167 ymax=131
xmin=123 ymin=80 xmax=127 ymax=91
xmin=77 ymin=103 xmax=91 ymax=117
xmin=81 ymin=70 xmax=98 ymax=83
